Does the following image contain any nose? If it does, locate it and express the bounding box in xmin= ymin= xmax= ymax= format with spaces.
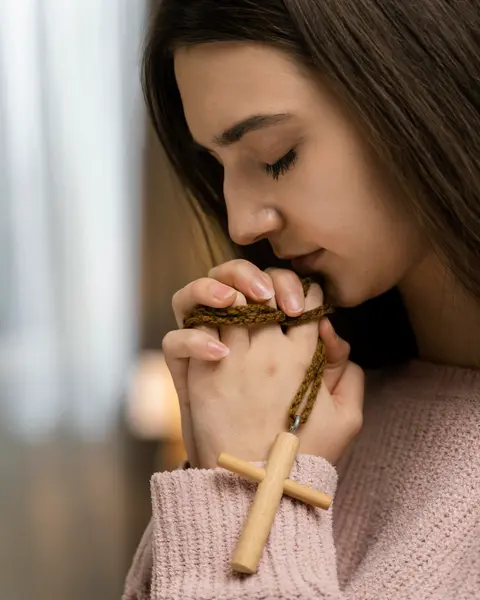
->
xmin=224 ymin=187 xmax=282 ymax=246
xmin=226 ymin=203 xmax=282 ymax=246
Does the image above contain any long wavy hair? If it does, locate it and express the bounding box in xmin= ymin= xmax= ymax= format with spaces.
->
xmin=141 ymin=0 xmax=480 ymax=368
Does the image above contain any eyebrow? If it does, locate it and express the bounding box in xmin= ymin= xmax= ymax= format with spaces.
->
xmin=213 ymin=113 xmax=293 ymax=147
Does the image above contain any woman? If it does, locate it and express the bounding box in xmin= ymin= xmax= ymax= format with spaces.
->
xmin=124 ymin=1 xmax=480 ymax=598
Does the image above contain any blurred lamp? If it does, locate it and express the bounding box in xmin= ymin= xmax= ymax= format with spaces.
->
xmin=126 ymin=351 xmax=182 ymax=441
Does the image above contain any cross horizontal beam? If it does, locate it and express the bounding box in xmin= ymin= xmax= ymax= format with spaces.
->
xmin=217 ymin=452 xmax=332 ymax=511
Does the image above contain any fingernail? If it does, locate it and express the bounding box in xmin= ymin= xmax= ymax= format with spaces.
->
xmin=207 ymin=341 xmax=230 ymax=357
xmin=251 ymin=279 xmax=274 ymax=300
xmin=212 ymin=283 xmax=236 ymax=300
xmin=284 ymin=293 xmax=302 ymax=314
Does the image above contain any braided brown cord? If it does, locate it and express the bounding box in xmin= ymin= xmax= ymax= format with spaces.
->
xmin=183 ymin=278 xmax=333 ymax=430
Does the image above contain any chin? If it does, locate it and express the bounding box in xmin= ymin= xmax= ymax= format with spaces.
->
xmin=322 ymin=276 xmax=374 ymax=308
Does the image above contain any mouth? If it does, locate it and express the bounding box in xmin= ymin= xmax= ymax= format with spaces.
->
xmin=275 ymin=248 xmax=323 ymax=261
xmin=290 ymin=249 xmax=325 ymax=273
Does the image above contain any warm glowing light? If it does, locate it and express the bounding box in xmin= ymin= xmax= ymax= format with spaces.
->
xmin=126 ymin=351 xmax=182 ymax=441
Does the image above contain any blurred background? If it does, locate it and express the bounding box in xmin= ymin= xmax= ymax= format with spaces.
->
xmin=0 ymin=1 xmax=226 ymax=598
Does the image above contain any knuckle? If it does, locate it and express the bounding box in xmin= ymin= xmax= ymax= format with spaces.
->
xmin=308 ymin=281 xmax=324 ymax=301
xmin=207 ymin=264 xmax=219 ymax=277
xmin=208 ymin=258 xmax=250 ymax=278
xmin=266 ymin=267 xmax=299 ymax=284
xmin=348 ymin=409 xmax=364 ymax=436
xmin=335 ymin=341 xmax=351 ymax=364
xmin=162 ymin=329 xmax=207 ymax=358
xmin=270 ymin=269 xmax=305 ymax=299
xmin=171 ymin=287 xmax=184 ymax=311
xmin=161 ymin=330 xmax=176 ymax=354
xmin=350 ymin=410 xmax=363 ymax=436
xmin=234 ymin=290 xmax=248 ymax=305
xmin=231 ymin=258 xmax=253 ymax=269
xmin=260 ymin=269 xmax=273 ymax=285
xmin=172 ymin=277 xmax=209 ymax=310
xmin=284 ymin=270 xmax=303 ymax=286
xmin=350 ymin=362 xmax=365 ymax=382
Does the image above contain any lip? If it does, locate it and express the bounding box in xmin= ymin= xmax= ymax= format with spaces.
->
xmin=290 ymin=249 xmax=325 ymax=272
xmin=275 ymin=249 xmax=322 ymax=261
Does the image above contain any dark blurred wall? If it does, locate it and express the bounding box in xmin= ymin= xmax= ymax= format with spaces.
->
xmin=0 ymin=430 xmax=129 ymax=599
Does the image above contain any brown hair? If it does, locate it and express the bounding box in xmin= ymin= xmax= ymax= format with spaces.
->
xmin=141 ymin=0 xmax=480 ymax=368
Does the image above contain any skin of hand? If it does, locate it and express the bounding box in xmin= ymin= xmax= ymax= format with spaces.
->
xmin=162 ymin=259 xmax=364 ymax=468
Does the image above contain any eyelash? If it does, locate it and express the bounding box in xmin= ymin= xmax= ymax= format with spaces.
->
xmin=264 ymin=148 xmax=297 ymax=180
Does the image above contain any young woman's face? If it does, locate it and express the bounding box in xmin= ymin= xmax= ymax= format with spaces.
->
xmin=175 ymin=42 xmax=426 ymax=307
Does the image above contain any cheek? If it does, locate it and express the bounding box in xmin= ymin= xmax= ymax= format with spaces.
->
xmin=326 ymin=217 xmax=424 ymax=307
xmin=288 ymin=152 xmax=424 ymax=305
xmin=297 ymin=141 xmax=413 ymax=257
xmin=284 ymin=140 xmax=376 ymax=248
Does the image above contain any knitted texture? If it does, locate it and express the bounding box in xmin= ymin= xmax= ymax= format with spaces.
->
xmin=123 ymin=361 xmax=480 ymax=600
xmin=183 ymin=277 xmax=333 ymax=427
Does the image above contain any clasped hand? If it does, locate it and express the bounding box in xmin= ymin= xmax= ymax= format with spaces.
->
xmin=162 ymin=260 xmax=364 ymax=468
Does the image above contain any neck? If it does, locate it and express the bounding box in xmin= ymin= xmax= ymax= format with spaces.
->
xmin=399 ymin=253 xmax=480 ymax=370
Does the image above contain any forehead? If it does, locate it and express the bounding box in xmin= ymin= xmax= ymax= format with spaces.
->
xmin=174 ymin=42 xmax=313 ymax=143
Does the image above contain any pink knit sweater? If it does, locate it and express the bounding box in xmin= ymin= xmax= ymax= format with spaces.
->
xmin=123 ymin=361 xmax=480 ymax=599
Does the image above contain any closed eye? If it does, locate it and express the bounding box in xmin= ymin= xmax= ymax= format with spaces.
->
xmin=264 ymin=148 xmax=297 ymax=180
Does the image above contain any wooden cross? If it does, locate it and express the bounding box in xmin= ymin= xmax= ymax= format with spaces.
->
xmin=217 ymin=431 xmax=332 ymax=574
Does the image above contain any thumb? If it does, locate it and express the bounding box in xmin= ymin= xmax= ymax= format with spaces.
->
xmin=319 ymin=318 xmax=351 ymax=392
xmin=332 ymin=361 xmax=365 ymax=420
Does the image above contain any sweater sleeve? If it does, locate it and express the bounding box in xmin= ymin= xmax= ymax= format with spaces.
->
xmin=123 ymin=455 xmax=342 ymax=600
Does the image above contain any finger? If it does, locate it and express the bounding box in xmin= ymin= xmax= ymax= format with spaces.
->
xmin=286 ymin=282 xmax=324 ymax=355
xmin=264 ymin=267 xmax=305 ymax=316
xmin=318 ymin=318 xmax=351 ymax=392
xmin=219 ymin=291 xmax=250 ymax=351
xmin=162 ymin=329 xmax=230 ymax=367
xmin=162 ymin=329 xmax=229 ymax=467
xmin=332 ymin=362 xmax=365 ymax=435
xmin=172 ymin=277 xmax=237 ymax=328
xmin=209 ymin=259 xmax=274 ymax=303
xmin=196 ymin=322 xmax=219 ymax=342
xmin=249 ymin=287 xmax=280 ymax=343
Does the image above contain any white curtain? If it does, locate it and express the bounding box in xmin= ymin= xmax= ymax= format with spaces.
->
xmin=0 ymin=0 xmax=148 ymax=439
